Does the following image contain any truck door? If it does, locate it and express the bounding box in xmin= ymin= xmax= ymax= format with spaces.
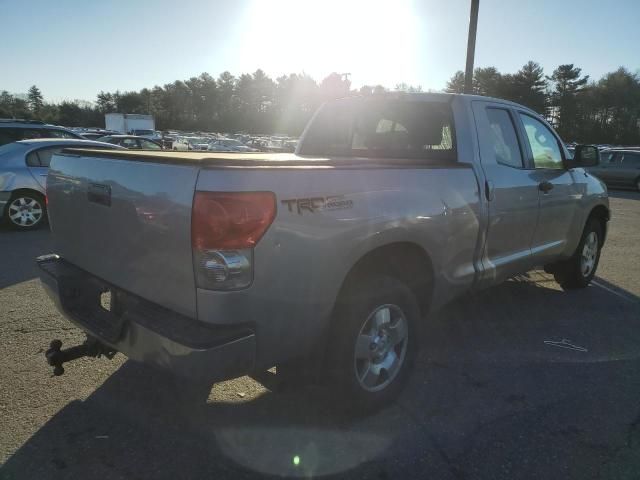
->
xmin=472 ymin=101 xmax=540 ymax=284
xmin=516 ymin=112 xmax=579 ymax=263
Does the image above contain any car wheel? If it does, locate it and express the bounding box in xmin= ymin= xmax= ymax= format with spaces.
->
xmin=553 ymin=218 xmax=603 ymax=289
xmin=636 ymin=177 xmax=640 ymax=192
xmin=4 ymin=192 xmax=46 ymax=230
xmin=328 ymin=275 xmax=418 ymax=413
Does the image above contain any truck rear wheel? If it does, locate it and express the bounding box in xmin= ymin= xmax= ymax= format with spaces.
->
xmin=328 ymin=275 xmax=418 ymax=413
xmin=553 ymin=218 xmax=603 ymax=290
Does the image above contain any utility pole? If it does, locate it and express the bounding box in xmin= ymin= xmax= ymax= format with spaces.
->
xmin=464 ymin=0 xmax=480 ymax=94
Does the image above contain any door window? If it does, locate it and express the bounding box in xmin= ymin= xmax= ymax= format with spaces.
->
xmin=21 ymin=129 xmax=46 ymax=140
xmin=485 ymin=108 xmax=523 ymax=168
xmin=519 ymin=113 xmax=564 ymax=169
xmin=26 ymin=151 xmax=41 ymax=166
xmin=45 ymin=129 xmax=77 ymax=139
xmin=605 ymin=153 xmax=623 ymax=166
xmin=120 ymin=138 xmax=139 ymax=149
xmin=26 ymin=147 xmax=65 ymax=167
xmin=34 ymin=147 xmax=64 ymax=167
xmin=621 ymin=152 xmax=640 ymax=166
xmin=139 ymin=139 xmax=161 ymax=150
xmin=0 ymin=128 xmax=21 ymax=146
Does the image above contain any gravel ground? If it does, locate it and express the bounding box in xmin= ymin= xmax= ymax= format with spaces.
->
xmin=0 ymin=190 xmax=639 ymax=479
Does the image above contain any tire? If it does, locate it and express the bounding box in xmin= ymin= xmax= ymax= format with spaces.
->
xmin=553 ymin=218 xmax=603 ymax=289
xmin=327 ymin=275 xmax=419 ymax=413
xmin=636 ymin=177 xmax=640 ymax=192
xmin=4 ymin=191 xmax=46 ymax=230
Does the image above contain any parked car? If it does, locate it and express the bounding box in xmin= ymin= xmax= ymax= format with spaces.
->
xmin=0 ymin=119 xmax=83 ymax=147
xmin=80 ymin=133 xmax=104 ymax=141
xmin=0 ymin=139 xmax=123 ymax=229
xmin=209 ymin=138 xmax=257 ymax=152
xmin=80 ymin=129 xmax=120 ymax=141
xmin=39 ymin=93 xmax=608 ymax=410
xmin=587 ymin=149 xmax=640 ymax=191
xmin=173 ymin=136 xmax=211 ymax=151
xmin=131 ymin=129 xmax=164 ymax=142
xmin=206 ymin=142 xmax=236 ymax=152
xmin=97 ymin=135 xmax=163 ymax=150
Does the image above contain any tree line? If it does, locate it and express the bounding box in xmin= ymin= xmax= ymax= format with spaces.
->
xmin=1 ymin=62 xmax=639 ymax=143
xmin=445 ymin=62 xmax=640 ymax=144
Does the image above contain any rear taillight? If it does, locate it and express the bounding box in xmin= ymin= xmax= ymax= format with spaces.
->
xmin=192 ymin=191 xmax=276 ymax=290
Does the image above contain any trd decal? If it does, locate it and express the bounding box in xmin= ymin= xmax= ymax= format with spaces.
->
xmin=281 ymin=196 xmax=354 ymax=215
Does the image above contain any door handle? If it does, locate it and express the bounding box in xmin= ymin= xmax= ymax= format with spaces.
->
xmin=538 ymin=181 xmax=554 ymax=193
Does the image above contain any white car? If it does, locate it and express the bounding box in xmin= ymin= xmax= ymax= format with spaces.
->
xmin=173 ymin=136 xmax=211 ymax=151
xmin=131 ymin=129 xmax=163 ymax=142
xmin=209 ymin=138 xmax=257 ymax=152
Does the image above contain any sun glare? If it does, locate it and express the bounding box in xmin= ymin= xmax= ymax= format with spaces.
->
xmin=241 ymin=0 xmax=419 ymax=87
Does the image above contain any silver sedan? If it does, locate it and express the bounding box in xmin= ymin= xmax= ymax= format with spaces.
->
xmin=0 ymin=139 xmax=123 ymax=229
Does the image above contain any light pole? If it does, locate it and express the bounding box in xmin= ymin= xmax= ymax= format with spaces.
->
xmin=464 ymin=0 xmax=480 ymax=94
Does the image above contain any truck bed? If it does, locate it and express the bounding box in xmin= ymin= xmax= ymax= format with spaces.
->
xmin=61 ymin=148 xmax=462 ymax=169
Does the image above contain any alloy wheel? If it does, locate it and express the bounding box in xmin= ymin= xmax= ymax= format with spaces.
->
xmin=353 ymin=304 xmax=408 ymax=392
xmin=8 ymin=196 xmax=44 ymax=228
xmin=580 ymin=231 xmax=598 ymax=277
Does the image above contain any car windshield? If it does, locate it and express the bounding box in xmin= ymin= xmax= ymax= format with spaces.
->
xmin=134 ymin=130 xmax=154 ymax=136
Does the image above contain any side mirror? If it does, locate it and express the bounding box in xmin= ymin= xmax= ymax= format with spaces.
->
xmin=571 ymin=145 xmax=599 ymax=168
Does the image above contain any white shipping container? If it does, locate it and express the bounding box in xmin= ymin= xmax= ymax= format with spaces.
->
xmin=105 ymin=113 xmax=155 ymax=134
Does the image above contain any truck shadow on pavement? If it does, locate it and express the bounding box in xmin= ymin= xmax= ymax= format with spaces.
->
xmin=0 ymin=226 xmax=51 ymax=289
xmin=608 ymin=189 xmax=640 ymax=201
xmin=2 ymin=272 xmax=640 ymax=479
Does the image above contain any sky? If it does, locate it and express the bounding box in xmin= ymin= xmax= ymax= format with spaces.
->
xmin=1 ymin=0 xmax=639 ymax=103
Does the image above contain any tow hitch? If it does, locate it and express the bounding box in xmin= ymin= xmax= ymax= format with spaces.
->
xmin=45 ymin=337 xmax=117 ymax=376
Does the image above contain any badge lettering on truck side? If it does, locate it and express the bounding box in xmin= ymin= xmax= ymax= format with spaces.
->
xmin=281 ymin=196 xmax=354 ymax=215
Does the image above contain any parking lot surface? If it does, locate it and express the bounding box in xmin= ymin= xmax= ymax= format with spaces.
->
xmin=1 ymin=190 xmax=639 ymax=479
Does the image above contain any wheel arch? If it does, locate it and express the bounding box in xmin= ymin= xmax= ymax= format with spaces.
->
xmin=335 ymin=241 xmax=434 ymax=317
xmin=8 ymin=188 xmax=46 ymax=200
xmin=587 ymin=204 xmax=610 ymax=244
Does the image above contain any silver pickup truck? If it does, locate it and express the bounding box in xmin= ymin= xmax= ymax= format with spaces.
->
xmin=39 ymin=93 xmax=609 ymax=409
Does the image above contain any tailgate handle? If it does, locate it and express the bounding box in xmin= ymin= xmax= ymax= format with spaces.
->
xmin=88 ymin=183 xmax=111 ymax=207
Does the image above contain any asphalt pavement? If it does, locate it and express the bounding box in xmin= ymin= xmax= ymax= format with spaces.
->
xmin=0 ymin=190 xmax=639 ymax=479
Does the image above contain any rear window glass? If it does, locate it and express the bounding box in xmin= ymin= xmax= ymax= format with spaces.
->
xmin=300 ymin=99 xmax=455 ymax=160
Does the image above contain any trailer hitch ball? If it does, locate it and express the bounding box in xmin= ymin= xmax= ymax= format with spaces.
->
xmin=45 ymin=337 xmax=116 ymax=377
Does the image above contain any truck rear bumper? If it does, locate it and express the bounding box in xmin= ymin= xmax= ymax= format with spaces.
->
xmin=37 ymin=255 xmax=256 ymax=383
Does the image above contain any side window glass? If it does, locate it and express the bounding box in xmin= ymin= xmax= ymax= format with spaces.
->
xmin=140 ymin=139 xmax=161 ymax=150
xmin=121 ymin=138 xmax=138 ymax=149
xmin=608 ymin=153 xmax=622 ymax=165
xmin=22 ymin=129 xmax=45 ymax=140
xmin=622 ymin=153 xmax=640 ymax=166
xmin=26 ymin=151 xmax=41 ymax=166
xmin=519 ymin=113 xmax=563 ymax=169
xmin=46 ymin=129 xmax=76 ymax=139
xmin=35 ymin=147 xmax=63 ymax=167
xmin=0 ymin=128 xmax=22 ymax=145
xmin=485 ymin=108 xmax=523 ymax=168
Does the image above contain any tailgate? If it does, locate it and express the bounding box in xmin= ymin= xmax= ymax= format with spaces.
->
xmin=47 ymin=152 xmax=199 ymax=318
